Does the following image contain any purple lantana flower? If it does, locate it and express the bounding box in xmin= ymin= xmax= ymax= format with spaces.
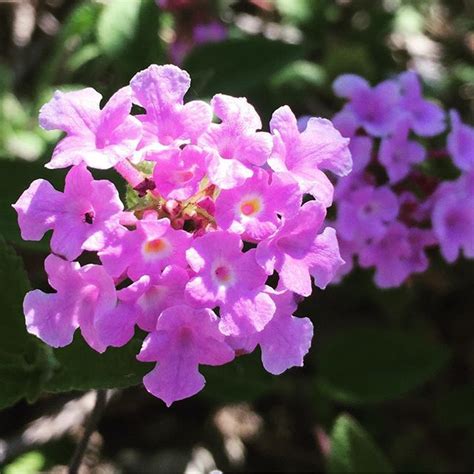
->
xmin=447 ymin=110 xmax=474 ymax=173
xmin=329 ymin=71 xmax=467 ymax=288
xmin=378 ymin=118 xmax=426 ymax=183
xmin=432 ymin=174 xmax=474 ymax=262
xmin=359 ymin=223 xmax=435 ymax=288
xmin=332 ymin=74 xmax=401 ymax=137
xmin=398 ymin=71 xmax=445 ymax=137
xmin=336 ymin=185 xmax=399 ymax=243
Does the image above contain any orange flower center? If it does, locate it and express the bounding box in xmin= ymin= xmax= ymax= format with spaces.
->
xmin=144 ymin=238 xmax=167 ymax=254
xmin=240 ymin=198 xmax=261 ymax=216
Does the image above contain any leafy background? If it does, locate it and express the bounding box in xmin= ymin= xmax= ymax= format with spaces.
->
xmin=0 ymin=0 xmax=473 ymax=472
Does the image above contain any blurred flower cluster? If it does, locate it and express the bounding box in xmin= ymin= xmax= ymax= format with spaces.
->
xmin=324 ymin=72 xmax=474 ymax=288
xmin=13 ymin=64 xmax=352 ymax=406
xmin=156 ymin=0 xmax=227 ymax=64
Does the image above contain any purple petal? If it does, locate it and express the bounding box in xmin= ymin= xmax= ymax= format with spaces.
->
xmin=333 ymin=74 xmax=370 ymax=99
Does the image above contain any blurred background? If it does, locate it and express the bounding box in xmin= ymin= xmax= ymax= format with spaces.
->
xmin=0 ymin=0 xmax=473 ymax=472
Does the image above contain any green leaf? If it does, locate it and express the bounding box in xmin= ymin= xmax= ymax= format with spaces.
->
xmin=183 ymin=37 xmax=305 ymax=97
xmin=316 ymin=327 xmax=450 ymax=404
xmin=97 ymin=0 xmax=142 ymax=59
xmin=96 ymin=0 xmax=164 ymax=76
xmin=45 ymin=335 xmax=151 ymax=393
xmin=4 ymin=131 xmax=46 ymax=162
xmin=0 ymin=236 xmax=54 ymax=409
xmin=200 ymin=351 xmax=278 ymax=403
xmin=4 ymin=451 xmax=46 ymax=474
xmin=275 ymin=0 xmax=314 ymax=24
xmin=435 ymin=383 xmax=474 ymax=429
xmin=66 ymin=44 xmax=102 ymax=72
xmin=37 ymin=1 xmax=103 ymax=90
xmin=322 ymin=42 xmax=376 ymax=82
xmin=270 ymin=60 xmax=327 ymax=90
xmin=327 ymin=414 xmax=394 ymax=473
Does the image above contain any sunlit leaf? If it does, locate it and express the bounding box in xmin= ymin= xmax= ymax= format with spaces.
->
xmin=327 ymin=414 xmax=394 ymax=473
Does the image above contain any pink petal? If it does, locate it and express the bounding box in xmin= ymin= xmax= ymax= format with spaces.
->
xmin=13 ymin=179 xmax=65 ymax=241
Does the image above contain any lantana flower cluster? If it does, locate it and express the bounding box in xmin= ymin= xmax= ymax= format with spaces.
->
xmin=323 ymin=72 xmax=474 ymax=288
xmin=14 ymin=64 xmax=351 ymax=406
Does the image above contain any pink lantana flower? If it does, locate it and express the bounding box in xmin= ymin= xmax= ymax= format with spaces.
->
xmin=229 ymin=288 xmax=314 ymax=375
xmin=24 ymin=254 xmax=116 ymax=352
xmin=130 ymin=64 xmax=212 ymax=152
xmin=137 ymin=305 xmax=235 ymax=406
xmin=136 ymin=265 xmax=190 ymax=332
xmin=256 ymin=200 xmax=344 ymax=296
xmin=215 ymin=169 xmax=301 ymax=241
xmin=39 ymin=87 xmax=141 ymax=169
xmin=16 ymin=63 xmax=354 ymax=406
xmin=148 ymin=145 xmax=210 ymax=201
xmin=269 ymin=106 xmax=352 ymax=207
xmin=99 ymin=214 xmax=191 ymax=280
xmin=13 ymin=163 xmax=124 ymax=260
xmin=185 ymin=231 xmax=275 ymax=336
xmin=199 ymin=94 xmax=273 ymax=189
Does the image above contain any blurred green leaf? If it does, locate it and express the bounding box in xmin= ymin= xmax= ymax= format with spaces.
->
xmin=316 ymin=327 xmax=450 ymax=404
xmin=37 ymin=1 xmax=103 ymax=89
xmin=327 ymin=414 xmax=394 ymax=473
xmin=270 ymin=60 xmax=327 ymax=90
xmin=0 ymin=236 xmax=54 ymax=409
xmin=62 ymin=1 xmax=103 ymax=39
xmin=45 ymin=335 xmax=151 ymax=393
xmin=183 ymin=37 xmax=305 ymax=97
xmin=393 ymin=5 xmax=424 ymax=35
xmin=323 ymin=42 xmax=376 ymax=82
xmin=66 ymin=44 xmax=102 ymax=72
xmin=96 ymin=0 xmax=164 ymax=78
xmin=435 ymin=383 xmax=474 ymax=429
xmin=4 ymin=131 xmax=46 ymax=162
xmin=97 ymin=0 xmax=142 ymax=59
xmin=4 ymin=451 xmax=46 ymax=474
xmin=275 ymin=0 xmax=314 ymax=24
xmin=0 ymin=63 xmax=12 ymax=94
xmin=0 ymin=93 xmax=29 ymax=127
